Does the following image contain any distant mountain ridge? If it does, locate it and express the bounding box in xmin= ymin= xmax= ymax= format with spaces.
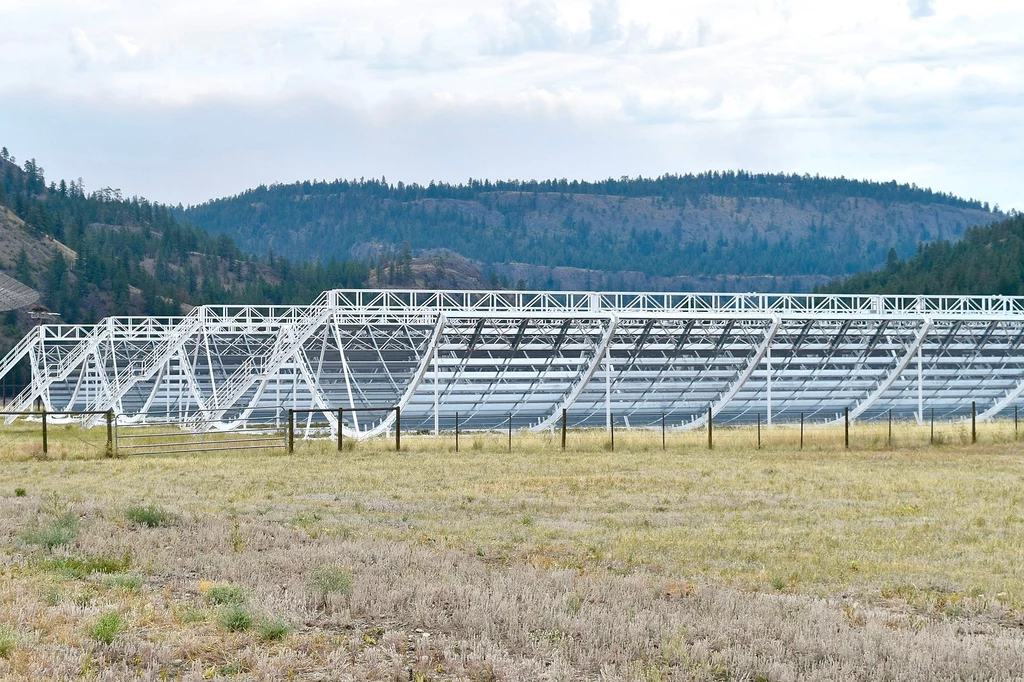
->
xmin=179 ymin=172 xmax=998 ymax=292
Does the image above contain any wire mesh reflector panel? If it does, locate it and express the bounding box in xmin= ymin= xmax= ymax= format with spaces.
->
xmin=0 ymin=271 xmax=39 ymax=311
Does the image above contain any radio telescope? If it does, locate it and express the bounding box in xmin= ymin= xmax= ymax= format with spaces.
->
xmin=0 ymin=271 xmax=40 ymax=311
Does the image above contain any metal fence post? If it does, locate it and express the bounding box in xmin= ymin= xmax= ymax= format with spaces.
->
xmin=888 ymin=408 xmax=892 ymax=448
xmin=508 ymin=413 xmax=512 ymax=453
xmin=707 ymin=406 xmax=713 ymax=450
xmin=800 ymin=412 xmax=804 ymax=450
xmin=844 ymin=407 xmax=850 ymax=449
xmin=930 ymin=407 xmax=935 ymax=445
xmin=661 ymin=413 xmax=666 ymax=450
xmin=971 ymin=401 xmax=977 ymax=444
xmin=757 ymin=412 xmax=761 ymax=450
xmin=1017 ymin=405 xmax=1019 ymax=441
xmin=287 ymin=409 xmax=294 ymax=453
xmin=455 ymin=412 xmax=460 ymax=452
xmin=610 ymin=413 xmax=615 ymax=451
xmin=41 ymin=406 xmax=48 ymax=456
xmin=338 ymin=408 xmax=344 ymax=451
xmin=561 ymin=408 xmax=567 ymax=451
xmin=395 ymin=406 xmax=401 ymax=452
xmin=106 ymin=410 xmax=114 ymax=457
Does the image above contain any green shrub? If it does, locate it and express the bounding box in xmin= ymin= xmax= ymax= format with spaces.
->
xmin=23 ymin=493 xmax=79 ymax=549
xmin=258 ymin=618 xmax=292 ymax=642
xmin=14 ymin=487 xmax=26 ymax=497
xmin=44 ymin=586 xmax=61 ymax=606
xmin=310 ymin=566 xmax=354 ymax=597
xmin=176 ymin=604 xmax=207 ymax=624
xmin=104 ymin=573 xmax=143 ymax=592
xmin=0 ymin=626 xmax=16 ymax=659
xmin=23 ymin=512 xmax=79 ymax=549
xmin=88 ymin=611 xmax=123 ymax=644
xmin=218 ymin=604 xmax=253 ymax=632
xmin=207 ymin=584 xmax=245 ymax=606
xmin=124 ymin=504 xmax=174 ymax=528
xmin=39 ymin=552 xmax=132 ymax=579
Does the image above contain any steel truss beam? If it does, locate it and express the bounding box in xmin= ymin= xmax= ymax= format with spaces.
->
xmin=4 ymin=290 xmax=1024 ymax=436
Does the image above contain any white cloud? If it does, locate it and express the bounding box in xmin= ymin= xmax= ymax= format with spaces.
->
xmin=0 ymin=0 xmax=1020 ymax=210
xmin=113 ymin=35 xmax=143 ymax=59
xmin=908 ymin=0 xmax=935 ymax=19
xmin=68 ymin=27 xmax=98 ymax=69
xmin=589 ymin=0 xmax=622 ymax=44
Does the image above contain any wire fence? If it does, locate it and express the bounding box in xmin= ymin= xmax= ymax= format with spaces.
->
xmin=1 ymin=403 xmax=1022 ymax=458
xmin=0 ymin=410 xmax=113 ymax=459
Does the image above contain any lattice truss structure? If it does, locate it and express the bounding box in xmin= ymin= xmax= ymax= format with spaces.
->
xmin=4 ymin=289 xmax=1024 ymax=437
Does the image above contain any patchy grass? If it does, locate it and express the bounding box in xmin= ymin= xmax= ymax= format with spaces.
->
xmin=205 ymin=583 xmax=245 ymax=606
xmin=257 ymin=617 xmax=291 ymax=642
xmin=102 ymin=572 xmax=143 ymax=593
xmin=309 ymin=566 xmax=354 ymax=597
xmin=21 ymin=494 xmax=79 ymax=550
xmin=87 ymin=611 xmax=123 ymax=645
xmin=217 ymin=604 xmax=253 ymax=633
xmin=1 ymin=424 xmax=1024 ymax=679
xmin=0 ymin=626 xmax=15 ymax=659
xmin=123 ymin=503 xmax=174 ymax=528
xmin=36 ymin=552 xmax=132 ymax=579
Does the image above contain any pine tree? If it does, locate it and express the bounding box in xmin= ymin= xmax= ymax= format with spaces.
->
xmin=14 ymin=248 xmax=33 ymax=287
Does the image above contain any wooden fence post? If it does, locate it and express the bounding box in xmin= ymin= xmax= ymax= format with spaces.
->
xmin=888 ymin=408 xmax=892 ymax=448
xmin=561 ymin=408 xmax=567 ymax=451
xmin=395 ymin=406 xmax=401 ymax=452
xmin=41 ymin=406 xmax=48 ymax=456
xmin=106 ymin=410 xmax=114 ymax=457
xmin=707 ymin=406 xmax=713 ymax=450
xmin=971 ymin=401 xmax=977 ymax=444
xmin=287 ymin=409 xmax=294 ymax=453
xmin=844 ymin=407 xmax=850 ymax=449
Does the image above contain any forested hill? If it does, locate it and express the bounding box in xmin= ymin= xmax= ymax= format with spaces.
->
xmin=179 ymin=172 xmax=998 ymax=292
xmin=0 ymin=149 xmax=368 ymax=362
xmin=819 ymin=213 xmax=1024 ymax=295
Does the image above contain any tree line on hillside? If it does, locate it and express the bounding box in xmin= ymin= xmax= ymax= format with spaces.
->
xmin=179 ymin=171 xmax=993 ymax=280
xmin=189 ymin=171 xmax=990 ymax=209
xmin=819 ymin=213 xmax=1024 ymax=295
xmin=0 ymin=148 xmax=369 ymax=327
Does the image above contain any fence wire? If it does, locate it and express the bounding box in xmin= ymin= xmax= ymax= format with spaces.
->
xmin=2 ymin=404 xmax=1021 ymax=458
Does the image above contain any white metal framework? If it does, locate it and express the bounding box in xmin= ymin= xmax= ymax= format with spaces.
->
xmin=4 ymin=289 xmax=1024 ymax=437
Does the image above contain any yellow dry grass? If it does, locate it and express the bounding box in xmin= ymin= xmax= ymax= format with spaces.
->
xmin=1 ymin=419 xmax=1023 ymax=680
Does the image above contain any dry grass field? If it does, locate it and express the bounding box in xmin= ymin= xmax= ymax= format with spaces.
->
xmin=1 ymin=420 xmax=1023 ymax=681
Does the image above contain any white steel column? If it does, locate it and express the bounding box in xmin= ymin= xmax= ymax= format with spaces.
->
xmin=433 ymin=341 xmax=439 ymax=437
xmin=917 ymin=345 xmax=924 ymax=423
xmin=605 ymin=356 xmax=612 ymax=432
xmin=766 ymin=343 xmax=772 ymax=426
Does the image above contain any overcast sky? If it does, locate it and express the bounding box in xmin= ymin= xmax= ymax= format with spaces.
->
xmin=1 ymin=0 xmax=1021 ymax=209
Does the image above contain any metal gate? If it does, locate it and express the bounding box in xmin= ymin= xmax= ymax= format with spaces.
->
xmin=114 ymin=409 xmax=287 ymax=456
